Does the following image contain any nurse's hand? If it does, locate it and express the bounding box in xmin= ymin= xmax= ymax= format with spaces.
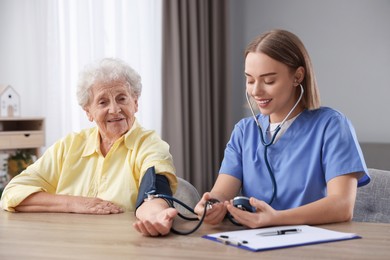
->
xmin=194 ymin=192 xmax=227 ymax=225
xmin=226 ymin=197 xmax=277 ymax=228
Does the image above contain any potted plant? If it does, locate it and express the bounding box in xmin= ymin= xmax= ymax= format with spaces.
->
xmin=7 ymin=149 xmax=34 ymax=178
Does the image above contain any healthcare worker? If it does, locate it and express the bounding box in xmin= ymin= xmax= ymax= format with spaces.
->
xmin=194 ymin=29 xmax=370 ymax=228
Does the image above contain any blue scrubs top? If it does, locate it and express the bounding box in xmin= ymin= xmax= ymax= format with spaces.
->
xmin=220 ymin=107 xmax=370 ymax=210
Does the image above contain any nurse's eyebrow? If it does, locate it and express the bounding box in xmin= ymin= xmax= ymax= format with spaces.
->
xmin=244 ymin=72 xmax=277 ymax=78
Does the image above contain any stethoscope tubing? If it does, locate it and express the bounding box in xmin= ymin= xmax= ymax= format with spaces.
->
xmin=245 ymin=84 xmax=304 ymax=205
xmin=152 ymin=194 xmax=211 ymax=235
xmin=148 ymin=85 xmax=305 ymax=234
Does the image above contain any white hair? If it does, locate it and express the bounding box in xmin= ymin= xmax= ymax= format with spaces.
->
xmin=76 ymin=58 xmax=142 ymax=107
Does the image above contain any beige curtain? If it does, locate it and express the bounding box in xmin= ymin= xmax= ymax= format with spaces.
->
xmin=162 ymin=0 xmax=231 ymax=194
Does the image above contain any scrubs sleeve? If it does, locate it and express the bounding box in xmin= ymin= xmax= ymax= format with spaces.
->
xmin=322 ymin=113 xmax=370 ymax=187
xmin=219 ymin=123 xmax=244 ymax=181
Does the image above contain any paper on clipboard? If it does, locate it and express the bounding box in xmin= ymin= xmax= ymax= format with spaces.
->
xmin=202 ymin=225 xmax=361 ymax=252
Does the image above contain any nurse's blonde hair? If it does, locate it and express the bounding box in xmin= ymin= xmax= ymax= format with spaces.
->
xmin=245 ymin=29 xmax=320 ymax=110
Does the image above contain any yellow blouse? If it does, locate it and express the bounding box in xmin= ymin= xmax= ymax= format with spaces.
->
xmin=1 ymin=119 xmax=177 ymax=212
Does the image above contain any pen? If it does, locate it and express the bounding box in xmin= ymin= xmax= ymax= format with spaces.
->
xmin=217 ymin=237 xmax=241 ymax=246
xmin=257 ymin=228 xmax=302 ymax=236
xmin=216 ymin=236 xmax=248 ymax=246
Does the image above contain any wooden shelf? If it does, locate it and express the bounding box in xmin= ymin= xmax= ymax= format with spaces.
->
xmin=0 ymin=117 xmax=45 ymax=155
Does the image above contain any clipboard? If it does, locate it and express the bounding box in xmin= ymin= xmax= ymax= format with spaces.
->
xmin=202 ymin=225 xmax=361 ymax=252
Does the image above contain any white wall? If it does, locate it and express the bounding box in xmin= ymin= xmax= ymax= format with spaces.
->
xmin=229 ymin=0 xmax=390 ymax=143
xmin=0 ymin=2 xmax=45 ymax=118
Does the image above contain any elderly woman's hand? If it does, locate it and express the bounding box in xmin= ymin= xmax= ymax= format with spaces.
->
xmin=15 ymin=192 xmax=124 ymax=214
xmin=133 ymin=199 xmax=178 ymax=236
xmin=70 ymin=196 xmax=124 ymax=214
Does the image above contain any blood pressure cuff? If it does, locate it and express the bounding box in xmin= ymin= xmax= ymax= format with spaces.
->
xmin=135 ymin=166 xmax=173 ymax=210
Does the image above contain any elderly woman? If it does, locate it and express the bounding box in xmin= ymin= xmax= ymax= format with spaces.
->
xmin=1 ymin=58 xmax=178 ymax=236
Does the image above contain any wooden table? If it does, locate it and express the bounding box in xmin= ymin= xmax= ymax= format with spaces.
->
xmin=0 ymin=210 xmax=389 ymax=259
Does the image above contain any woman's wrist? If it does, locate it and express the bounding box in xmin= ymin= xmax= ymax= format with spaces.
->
xmin=135 ymin=198 xmax=170 ymax=220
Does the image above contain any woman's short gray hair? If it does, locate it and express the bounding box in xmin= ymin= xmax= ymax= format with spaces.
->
xmin=77 ymin=58 xmax=142 ymax=108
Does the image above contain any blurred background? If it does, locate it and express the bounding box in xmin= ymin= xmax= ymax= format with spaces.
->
xmin=1 ymin=0 xmax=389 ymax=193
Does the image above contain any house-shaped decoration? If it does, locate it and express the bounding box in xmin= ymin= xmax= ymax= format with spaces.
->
xmin=0 ymin=85 xmax=20 ymax=117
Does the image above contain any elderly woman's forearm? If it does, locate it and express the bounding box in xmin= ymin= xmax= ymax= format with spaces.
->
xmin=15 ymin=192 xmax=123 ymax=214
xmin=15 ymin=192 xmax=71 ymax=212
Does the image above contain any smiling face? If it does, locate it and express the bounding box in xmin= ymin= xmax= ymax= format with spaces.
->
xmin=245 ymin=52 xmax=304 ymax=123
xmin=84 ymin=79 xmax=138 ymax=142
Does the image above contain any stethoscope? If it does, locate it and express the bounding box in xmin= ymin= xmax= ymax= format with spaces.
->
xmin=144 ymin=84 xmax=305 ymax=234
xmin=245 ymin=84 xmax=304 ymax=205
xmin=144 ymin=193 xmax=216 ymax=235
